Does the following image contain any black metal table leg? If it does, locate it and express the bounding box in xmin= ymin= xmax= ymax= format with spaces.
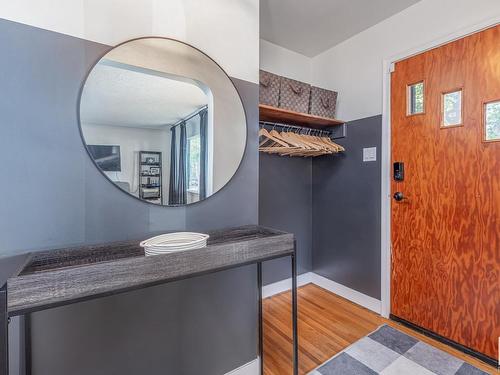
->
xmin=291 ymin=244 xmax=298 ymax=375
xmin=24 ymin=314 xmax=32 ymax=375
xmin=1 ymin=284 xmax=8 ymax=375
xmin=257 ymin=262 xmax=263 ymax=375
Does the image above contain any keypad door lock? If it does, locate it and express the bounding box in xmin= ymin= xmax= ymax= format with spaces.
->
xmin=393 ymin=162 xmax=404 ymax=181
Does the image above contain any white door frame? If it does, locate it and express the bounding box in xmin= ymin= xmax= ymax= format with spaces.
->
xmin=380 ymin=17 xmax=500 ymax=318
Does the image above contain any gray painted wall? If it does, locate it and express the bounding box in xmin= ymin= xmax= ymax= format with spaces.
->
xmin=258 ymin=117 xmax=382 ymax=299
xmin=0 ymin=19 xmax=259 ymax=375
xmin=259 ymin=154 xmax=312 ymax=285
xmin=312 ymin=115 xmax=382 ymax=299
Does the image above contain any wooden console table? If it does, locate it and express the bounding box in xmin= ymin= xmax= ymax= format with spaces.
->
xmin=0 ymin=225 xmax=298 ymax=375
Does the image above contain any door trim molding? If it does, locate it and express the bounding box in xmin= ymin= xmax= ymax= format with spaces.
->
xmin=380 ymin=17 xmax=500 ymax=318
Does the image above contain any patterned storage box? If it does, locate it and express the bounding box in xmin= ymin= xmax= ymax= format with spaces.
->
xmin=309 ymin=86 xmax=338 ymax=118
xmin=259 ymin=70 xmax=280 ymax=107
xmin=279 ymin=76 xmax=311 ymax=113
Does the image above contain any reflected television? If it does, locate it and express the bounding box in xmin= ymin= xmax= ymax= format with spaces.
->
xmin=88 ymin=145 xmax=121 ymax=172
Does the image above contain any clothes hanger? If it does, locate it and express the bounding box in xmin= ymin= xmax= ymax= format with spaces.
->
xmin=296 ymin=130 xmax=319 ymax=150
xmin=271 ymin=126 xmax=311 ymax=156
xmin=278 ymin=127 xmax=328 ymax=156
xmin=323 ymin=134 xmax=345 ymax=152
xmin=291 ymin=128 xmax=323 ymax=152
xmin=259 ymin=123 xmax=305 ymax=156
xmin=307 ymin=129 xmax=339 ymax=153
xmin=304 ymin=130 xmax=332 ymax=152
xmin=259 ymin=127 xmax=289 ymax=147
xmin=297 ymin=129 xmax=330 ymax=156
xmin=299 ymin=129 xmax=332 ymax=154
xmin=288 ymin=128 xmax=325 ymax=156
xmin=259 ymin=122 xmax=344 ymax=157
xmin=280 ymin=128 xmax=309 ymax=149
xmin=276 ymin=131 xmax=311 ymax=156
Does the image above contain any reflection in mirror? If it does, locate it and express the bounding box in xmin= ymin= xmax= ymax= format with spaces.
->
xmin=79 ymin=38 xmax=246 ymax=206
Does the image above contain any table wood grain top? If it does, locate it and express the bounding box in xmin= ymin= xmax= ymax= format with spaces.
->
xmin=5 ymin=225 xmax=294 ymax=316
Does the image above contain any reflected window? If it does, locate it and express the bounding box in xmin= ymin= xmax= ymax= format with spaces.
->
xmin=442 ymin=89 xmax=462 ymax=127
xmin=188 ymin=134 xmax=200 ymax=193
xmin=407 ymin=81 xmax=424 ymax=115
xmin=169 ymin=107 xmax=208 ymax=205
xmin=485 ymin=100 xmax=500 ymax=141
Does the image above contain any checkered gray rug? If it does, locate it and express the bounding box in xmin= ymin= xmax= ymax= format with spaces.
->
xmin=309 ymin=325 xmax=490 ymax=375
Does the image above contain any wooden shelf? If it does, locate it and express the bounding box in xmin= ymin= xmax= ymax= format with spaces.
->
xmin=259 ymin=104 xmax=344 ymax=128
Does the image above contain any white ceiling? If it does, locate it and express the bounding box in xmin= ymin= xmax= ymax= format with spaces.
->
xmin=260 ymin=0 xmax=422 ymax=57
xmin=80 ymin=63 xmax=208 ymax=128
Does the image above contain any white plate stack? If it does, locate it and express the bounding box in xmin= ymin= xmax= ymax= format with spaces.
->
xmin=140 ymin=232 xmax=210 ymax=256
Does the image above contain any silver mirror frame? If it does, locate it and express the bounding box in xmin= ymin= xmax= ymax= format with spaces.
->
xmin=77 ymin=37 xmax=248 ymax=207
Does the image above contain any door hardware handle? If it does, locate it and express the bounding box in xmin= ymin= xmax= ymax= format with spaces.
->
xmin=393 ymin=192 xmax=406 ymax=201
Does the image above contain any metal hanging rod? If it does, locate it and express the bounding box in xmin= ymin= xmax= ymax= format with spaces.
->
xmin=259 ymin=121 xmax=330 ymax=135
xmin=171 ymin=105 xmax=208 ymax=129
xmin=259 ymin=120 xmax=346 ymax=140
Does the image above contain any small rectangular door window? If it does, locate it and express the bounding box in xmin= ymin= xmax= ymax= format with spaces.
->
xmin=484 ymin=100 xmax=500 ymax=141
xmin=407 ymin=81 xmax=424 ymax=115
xmin=442 ymin=89 xmax=463 ymax=127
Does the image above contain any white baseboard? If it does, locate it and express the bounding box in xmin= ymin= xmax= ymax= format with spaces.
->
xmin=262 ymin=272 xmax=381 ymax=314
xmin=224 ymin=358 xmax=259 ymax=375
xmin=262 ymin=272 xmax=314 ymax=298
xmin=308 ymin=273 xmax=381 ymax=314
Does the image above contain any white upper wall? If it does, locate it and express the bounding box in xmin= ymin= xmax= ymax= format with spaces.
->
xmin=311 ymin=0 xmax=500 ymax=121
xmin=0 ymin=0 xmax=259 ymax=83
xmin=260 ymin=39 xmax=312 ymax=82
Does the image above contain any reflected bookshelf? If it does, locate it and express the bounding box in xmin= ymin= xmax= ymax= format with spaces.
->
xmin=139 ymin=151 xmax=162 ymax=204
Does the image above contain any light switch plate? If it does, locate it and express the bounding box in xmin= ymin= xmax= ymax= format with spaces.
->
xmin=363 ymin=147 xmax=377 ymax=162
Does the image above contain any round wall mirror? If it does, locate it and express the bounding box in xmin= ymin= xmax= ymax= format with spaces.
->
xmin=79 ymin=38 xmax=247 ymax=206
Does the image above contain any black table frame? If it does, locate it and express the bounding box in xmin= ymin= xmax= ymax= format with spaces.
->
xmin=1 ymin=245 xmax=298 ymax=375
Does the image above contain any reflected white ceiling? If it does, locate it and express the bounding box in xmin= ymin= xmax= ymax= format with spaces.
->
xmin=80 ymin=63 xmax=208 ymax=128
xmin=260 ymin=0 xmax=422 ymax=57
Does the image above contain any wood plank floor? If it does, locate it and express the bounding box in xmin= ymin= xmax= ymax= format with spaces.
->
xmin=262 ymin=283 xmax=497 ymax=375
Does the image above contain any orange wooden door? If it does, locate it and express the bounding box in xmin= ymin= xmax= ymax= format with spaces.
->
xmin=391 ymin=25 xmax=500 ymax=360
